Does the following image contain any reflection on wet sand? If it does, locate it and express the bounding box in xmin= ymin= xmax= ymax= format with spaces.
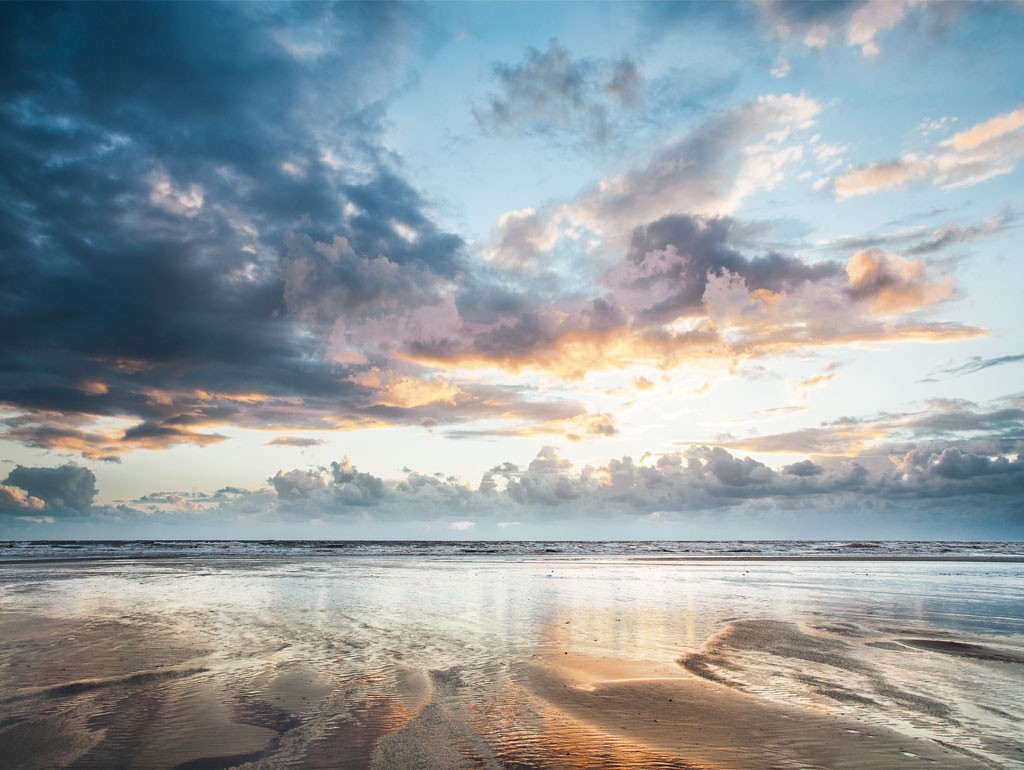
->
xmin=1 ymin=556 xmax=1022 ymax=769
xmin=521 ymin=653 xmax=980 ymax=769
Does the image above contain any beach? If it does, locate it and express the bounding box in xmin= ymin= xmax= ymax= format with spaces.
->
xmin=1 ymin=545 xmax=1022 ymax=769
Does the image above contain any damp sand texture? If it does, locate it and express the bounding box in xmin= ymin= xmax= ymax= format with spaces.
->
xmin=1 ymin=554 xmax=1022 ymax=769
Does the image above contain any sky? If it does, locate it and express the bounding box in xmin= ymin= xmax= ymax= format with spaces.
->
xmin=1 ymin=1 xmax=1022 ymax=540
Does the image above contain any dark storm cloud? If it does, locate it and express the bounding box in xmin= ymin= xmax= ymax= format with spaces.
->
xmin=2 ymin=464 xmax=97 ymax=512
xmin=338 ymin=173 xmax=464 ymax=277
xmin=281 ymin=229 xmax=453 ymax=331
xmin=474 ymin=41 xmax=642 ymax=143
xmin=0 ymin=2 xmax=582 ymax=456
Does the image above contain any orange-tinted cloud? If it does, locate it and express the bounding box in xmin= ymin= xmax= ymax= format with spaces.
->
xmin=834 ymin=105 xmax=1024 ymax=198
xmin=266 ymin=436 xmax=327 ymax=447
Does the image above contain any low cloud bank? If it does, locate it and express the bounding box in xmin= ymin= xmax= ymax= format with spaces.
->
xmin=3 ymin=442 xmax=1020 ymax=539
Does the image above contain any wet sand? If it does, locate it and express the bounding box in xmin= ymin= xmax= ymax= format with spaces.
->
xmin=521 ymin=653 xmax=986 ymax=769
xmin=1 ymin=556 xmax=1022 ymax=769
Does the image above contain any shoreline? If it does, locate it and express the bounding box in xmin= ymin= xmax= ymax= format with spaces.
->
xmin=2 ymin=553 xmax=1022 ymax=566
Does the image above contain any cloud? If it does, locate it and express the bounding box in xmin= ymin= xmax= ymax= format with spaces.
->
xmin=760 ymin=0 xmax=920 ymax=57
xmin=147 ymin=169 xmax=204 ymax=217
xmin=250 ymin=443 xmax=1020 ymax=522
xmin=445 ymin=411 xmax=618 ymax=443
xmin=269 ymin=469 xmax=327 ymax=503
xmin=0 ymin=5 xmax=408 ymax=445
xmin=0 ymin=4 xmax=1004 ymax=465
xmin=720 ymin=396 xmax=1024 ymax=458
xmin=821 ymin=208 xmax=1016 ymax=257
xmin=330 ymin=457 xmax=387 ymax=506
xmin=783 ymin=459 xmax=825 ymax=477
xmin=266 ymin=436 xmax=327 ymax=447
xmin=281 ymin=232 xmax=454 ymax=332
xmin=614 ymin=214 xmax=843 ymax=324
xmin=122 ymin=422 xmax=229 ymax=449
xmin=482 ymin=208 xmax=561 ymax=272
xmin=834 ymin=106 xmax=1024 ymax=198
xmin=899 ymin=447 xmax=1022 ymax=481
xmin=475 ymin=92 xmax=824 ymax=273
xmin=648 ymin=0 xmax=967 ymax=62
xmin=415 ymin=93 xmax=991 ymax=376
xmin=0 ymin=485 xmax=45 ymax=512
xmin=474 ymin=41 xmax=643 ymax=143
xmin=770 ymin=57 xmax=791 ymax=78
xmin=844 ymin=248 xmax=953 ymax=313
xmin=7 ymin=435 xmax=1022 ymax=535
xmin=0 ymin=4 xmax=602 ymax=457
xmin=845 ymin=0 xmax=915 ymax=57
xmin=607 ymin=58 xmax=644 ymax=108
xmin=2 ymin=464 xmax=97 ymax=512
xmin=570 ymin=93 xmax=821 ymax=228
xmin=395 ymin=209 xmax=979 ymax=378
xmin=254 ymin=457 xmax=392 ymax=509
xmin=932 ymin=354 xmax=1024 ymax=378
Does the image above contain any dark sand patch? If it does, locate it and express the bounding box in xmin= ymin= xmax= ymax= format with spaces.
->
xmin=864 ymin=640 xmax=908 ymax=651
xmin=795 ymin=674 xmax=880 ymax=706
xmin=880 ymin=626 xmax=956 ymax=637
xmin=901 ymin=639 xmax=1024 ymax=664
xmin=711 ymin=619 xmax=870 ymax=673
xmin=0 ymin=710 xmax=101 ymax=770
xmin=232 ymin=697 xmax=302 ymax=734
xmin=812 ymin=622 xmax=865 ymax=637
xmin=4 ymin=667 xmax=208 ymax=703
xmin=676 ymin=651 xmax=732 ymax=684
xmin=172 ymin=749 xmax=269 ymax=770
